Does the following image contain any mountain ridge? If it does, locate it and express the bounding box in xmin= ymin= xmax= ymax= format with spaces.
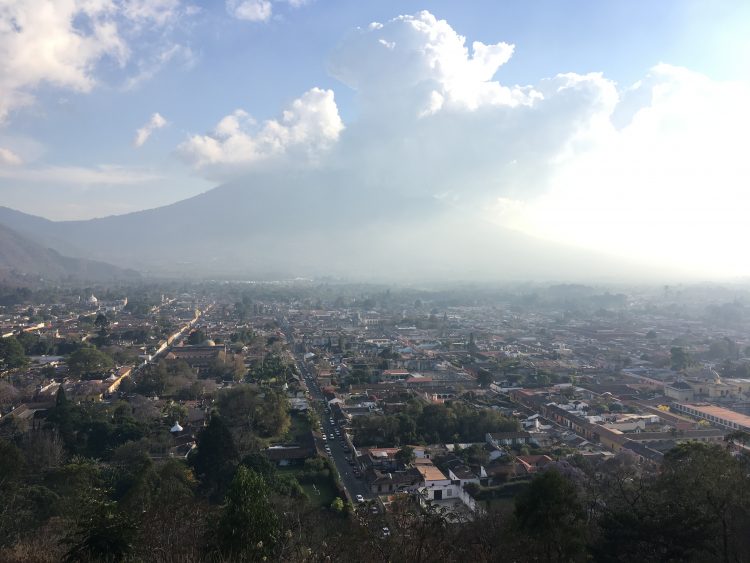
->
xmin=0 ymin=173 xmax=686 ymax=282
xmin=0 ymin=222 xmax=140 ymax=282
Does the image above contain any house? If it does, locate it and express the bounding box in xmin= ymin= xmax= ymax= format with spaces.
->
xmin=358 ymin=447 xmax=401 ymax=472
xmin=367 ymin=467 xmax=422 ymax=494
xmin=414 ymin=459 xmax=452 ymax=500
xmin=447 ymin=463 xmax=480 ymax=487
xmin=515 ymin=454 xmax=554 ymax=473
xmin=486 ymin=431 xmax=532 ymax=448
xmin=413 ymin=458 xmax=483 ymax=518
xmin=264 ymin=432 xmax=316 ymax=466
xmin=264 ymin=445 xmax=314 ymax=466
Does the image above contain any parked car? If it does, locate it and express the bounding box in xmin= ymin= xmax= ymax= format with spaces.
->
xmin=356 ymin=494 xmax=365 ymax=503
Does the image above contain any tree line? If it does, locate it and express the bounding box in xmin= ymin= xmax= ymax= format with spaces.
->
xmin=352 ymin=400 xmax=519 ymax=446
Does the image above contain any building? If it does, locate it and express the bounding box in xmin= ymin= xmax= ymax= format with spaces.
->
xmin=486 ymin=431 xmax=532 ymax=448
xmin=664 ymin=380 xmax=694 ymax=402
xmin=674 ymin=403 xmax=750 ymax=432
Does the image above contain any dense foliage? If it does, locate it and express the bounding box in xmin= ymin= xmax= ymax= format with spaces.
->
xmin=352 ymin=400 xmax=519 ymax=446
xmin=1 ymin=395 xmax=750 ymax=563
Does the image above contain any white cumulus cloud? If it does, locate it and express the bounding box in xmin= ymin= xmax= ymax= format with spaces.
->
xmin=122 ymin=0 xmax=180 ymax=27
xmin=0 ymin=0 xmax=192 ymax=121
xmin=134 ymin=112 xmax=167 ymax=147
xmin=226 ymin=0 xmax=272 ymax=22
xmin=329 ymin=10 xmax=533 ymax=116
xmin=226 ymin=0 xmax=312 ymax=23
xmin=0 ymin=147 xmax=22 ymax=166
xmin=178 ymin=87 xmax=343 ymax=178
xmin=0 ymin=0 xmax=128 ymax=121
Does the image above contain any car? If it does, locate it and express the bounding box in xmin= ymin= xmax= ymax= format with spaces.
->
xmin=321 ymin=434 xmax=327 ymax=441
xmin=355 ymin=494 xmax=365 ymax=503
xmin=370 ymin=505 xmax=378 ymax=514
xmin=329 ymin=434 xmax=335 ymax=439
xmin=381 ymin=527 xmax=391 ymax=538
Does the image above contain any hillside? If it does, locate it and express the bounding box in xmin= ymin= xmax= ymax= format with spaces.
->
xmin=0 ymin=223 xmax=139 ymax=282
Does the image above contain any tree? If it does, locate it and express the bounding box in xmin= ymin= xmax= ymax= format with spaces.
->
xmin=217 ymin=466 xmax=280 ymax=560
xmin=670 ymin=346 xmax=692 ymax=371
xmin=61 ymin=497 xmax=136 ymax=563
xmin=0 ymin=439 xmax=24 ymax=488
xmin=0 ymin=336 xmax=27 ymax=368
xmin=513 ymin=469 xmax=587 ymax=562
xmin=187 ymin=330 xmax=206 ymax=345
xmin=163 ymin=402 xmax=188 ymax=425
xmin=593 ymin=442 xmax=750 ymax=563
xmin=218 ymin=385 xmax=290 ymax=439
xmin=192 ymin=414 xmax=238 ymax=499
xmin=94 ymin=313 xmax=109 ymax=330
xmin=395 ymin=446 xmax=415 ymax=467
xmin=55 ymin=385 xmax=69 ymax=408
xmin=477 ymin=368 xmax=493 ymax=387
xmin=134 ymin=361 xmax=168 ymax=396
xmin=67 ymin=347 xmax=113 ymax=378
xmin=660 ymin=442 xmax=750 ymax=563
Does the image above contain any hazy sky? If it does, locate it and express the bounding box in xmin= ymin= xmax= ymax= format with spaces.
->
xmin=1 ymin=0 xmax=749 ymax=277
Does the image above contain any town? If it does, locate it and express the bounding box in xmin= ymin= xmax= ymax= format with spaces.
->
xmin=1 ymin=281 xmax=749 ymax=561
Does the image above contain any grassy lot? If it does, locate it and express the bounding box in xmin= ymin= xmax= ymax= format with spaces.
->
xmin=473 ymin=479 xmax=531 ymax=513
xmin=277 ymin=465 xmax=339 ymax=509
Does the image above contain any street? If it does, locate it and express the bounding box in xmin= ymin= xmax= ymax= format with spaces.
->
xmin=295 ymin=356 xmax=371 ymax=502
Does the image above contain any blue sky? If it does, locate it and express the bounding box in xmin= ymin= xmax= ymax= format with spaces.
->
xmin=1 ymin=0 xmax=749 ymax=275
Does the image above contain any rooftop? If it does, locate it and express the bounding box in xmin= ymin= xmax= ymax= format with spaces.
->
xmin=680 ymin=403 xmax=750 ymax=430
xmin=414 ymin=460 xmax=448 ymax=482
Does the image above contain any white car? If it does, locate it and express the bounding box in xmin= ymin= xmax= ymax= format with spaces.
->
xmin=356 ymin=494 xmax=365 ymax=503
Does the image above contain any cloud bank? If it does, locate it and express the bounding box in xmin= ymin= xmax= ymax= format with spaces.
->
xmin=175 ymin=10 xmax=750 ymax=276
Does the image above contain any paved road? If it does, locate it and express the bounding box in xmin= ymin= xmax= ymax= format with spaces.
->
xmin=296 ymin=359 xmax=371 ymax=502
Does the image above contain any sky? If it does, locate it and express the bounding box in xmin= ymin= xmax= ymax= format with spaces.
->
xmin=1 ymin=0 xmax=750 ymax=277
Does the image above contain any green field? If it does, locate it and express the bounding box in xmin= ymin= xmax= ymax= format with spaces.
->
xmin=278 ymin=466 xmax=339 ymax=509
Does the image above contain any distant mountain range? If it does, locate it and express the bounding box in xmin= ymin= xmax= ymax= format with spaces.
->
xmin=0 ymin=222 xmax=139 ymax=283
xmin=0 ymin=171 xmax=677 ymax=282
